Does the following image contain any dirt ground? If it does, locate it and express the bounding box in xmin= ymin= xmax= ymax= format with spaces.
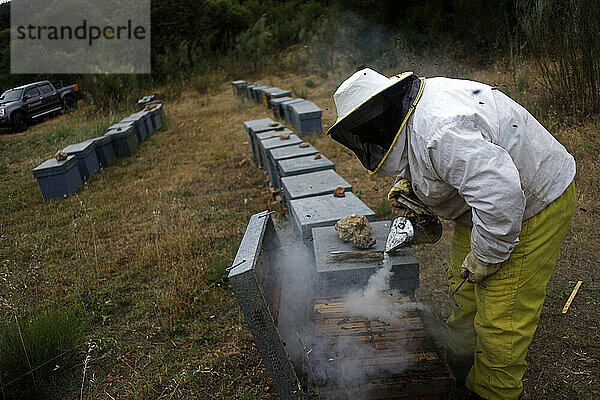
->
xmin=1 ymin=66 xmax=598 ymax=399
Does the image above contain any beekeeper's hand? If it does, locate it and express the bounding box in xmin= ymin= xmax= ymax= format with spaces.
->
xmin=460 ymin=251 xmax=502 ymax=283
xmin=388 ymin=178 xmax=412 ymax=208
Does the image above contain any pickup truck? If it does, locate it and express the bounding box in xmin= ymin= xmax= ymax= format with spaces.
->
xmin=0 ymin=80 xmax=82 ymax=132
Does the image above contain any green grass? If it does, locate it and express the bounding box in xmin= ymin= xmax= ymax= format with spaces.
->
xmin=206 ymin=236 xmax=243 ymax=284
xmin=0 ymin=307 xmax=85 ymax=399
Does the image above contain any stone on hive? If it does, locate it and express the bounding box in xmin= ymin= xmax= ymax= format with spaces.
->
xmin=333 ymin=186 xmax=345 ymax=197
xmin=289 ymin=192 xmax=375 ymax=243
xmin=335 ymin=214 xmax=376 ymax=249
xmin=55 ymin=150 xmax=67 ymax=161
xmin=280 ymin=169 xmax=351 ymax=207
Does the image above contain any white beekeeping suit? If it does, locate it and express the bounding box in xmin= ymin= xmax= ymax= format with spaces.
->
xmin=381 ymin=77 xmax=575 ymax=263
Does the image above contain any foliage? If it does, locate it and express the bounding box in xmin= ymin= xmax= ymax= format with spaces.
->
xmin=518 ymin=0 xmax=600 ymax=116
xmin=0 ymin=0 xmax=599 ymax=116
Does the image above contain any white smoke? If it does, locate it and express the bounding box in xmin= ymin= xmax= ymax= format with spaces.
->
xmin=271 ymin=223 xmax=430 ymax=398
xmin=343 ymin=253 xmax=428 ymax=322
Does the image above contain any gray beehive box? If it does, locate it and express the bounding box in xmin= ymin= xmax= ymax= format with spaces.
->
xmin=32 ymin=155 xmax=82 ymax=200
xmin=288 ymin=192 xmax=375 ymax=243
xmin=277 ymin=154 xmax=335 ymax=184
xmin=269 ymin=96 xmax=294 ymax=120
xmin=270 ymin=89 xmax=292 ymax=100
xmin=266 ymin=143 xmax=319 ymax=190
xmin=256 ymin=86 xmax=277 ymax=104
xmin=144 ymin=102 xmax=163 ymax=131
xmin=258 ymin=134 xmax=303 ymax=182
xmin=243 ymin=83 xmax=257 ymax=98
xmin=242 ymin=118 xmax=275 ymax=162
xmin=231 ymin=80 xmax=246 ymax=95
xmin=63 ymin=140 xmax=100 ymax=180
xmin=257 ymin=134 xmax=302 ymax=181
xmin=248 ymin=123 xmax=283 ymax=165
xmin=289 ymin=101 xmax=322 ymax=135
xmin=90 ymin=135 xmax=116 ymax=168
xmin=137 ymin=94 xmax=155 ymax=110
xmin=228 ymin=211 xmax=312 ymax=400
xmin=251 ymin=85 xmax=269 ymax=102
xmin=260 ymin=87 xmax=282 ymax=106
xmin=281 ymin=169 xmax=352 ymax=206
xmin=282 ymin=98 xmax=306 ymax=124
xmin=105 ymin=124 xmax=138 ymax=158
xmin=138 ymin=110 xmax=154 ymax=137
xmin=312 ymin=221 xmax=419 ymax=297
xmin=120 ymin=113 xmax=148 ymax=143
xmin=255 ymin=128 xmax=294 ymax=168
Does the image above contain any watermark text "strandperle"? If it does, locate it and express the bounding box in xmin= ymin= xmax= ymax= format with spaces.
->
xmin=15 ymin=20 xmax=146 ymax=46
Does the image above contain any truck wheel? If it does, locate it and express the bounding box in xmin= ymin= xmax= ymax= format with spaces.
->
xmin=12 ymin=112 xmax=28 ymax=132
xmin=63 ymin=95 xmax=76 ymax=111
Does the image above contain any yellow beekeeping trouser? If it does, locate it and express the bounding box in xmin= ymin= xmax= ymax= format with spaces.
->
xmin=446 ymin=181 xmax=576 ymax=400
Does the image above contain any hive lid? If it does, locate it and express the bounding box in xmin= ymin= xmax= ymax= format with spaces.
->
xmin=63 ymin=139 xmax=94 ymax=155
xmin=281 ymin=98 xmax=305 ymax=106
xmin=137 ymin=95 xmax=155 ymax=104
xmin=242 ymin=118 xmax=274 ymax=130
xmin=105 ymin=123 xmax=135 ymax=138
xmin=278 ymin=154 xmax=335 ymax=174
xmin=262 ymin=87 xmax=282 ymax=95
xmin=32 ymin=155 xmax=77 ymax=176
xmin=312 ymin=221 xmax=417 ymax=274
xmin=121 ymin=113 xmax=144 ymax=122
xmin=250 ymin=124 xmax=285 ymax=135
xmin=281 ymin=169 xmax=351 ymax=199
xmin=108 ymin=121 xmax=134 ymax=131
xmin=255 ymin=85 xmax=272 ymax=93
xmin=261 ymin=134 xmax=302 ymax=150
xmin=269 ymin=96 xmax=293 ymax=106
xmin=289 ymin=100 xmax=322 ymax=116
xmin=270 ymin=90 xmax=292 ymax=98
xmin=268 ymin=143 xmax=318 ymax=161
xmin=255 ymin=128 xmax=294 ymax=141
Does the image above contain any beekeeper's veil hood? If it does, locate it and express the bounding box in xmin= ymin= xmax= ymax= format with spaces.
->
xmin=327 ymin=68 xmax=424 ymax=174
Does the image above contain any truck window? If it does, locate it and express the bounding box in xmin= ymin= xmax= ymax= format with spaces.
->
xmin=1 ymin=89 xmax=23 ymax=101
xmin=25 ymin=87 xmax=40 ymax=97
xmin=39 ymin=84 xmax=53 ymax=94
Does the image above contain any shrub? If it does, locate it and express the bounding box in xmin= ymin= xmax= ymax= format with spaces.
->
xmin=0 ymin=308 xmax=85 ymax=399
xmin=518 ymin=0 xmax=600 ymax=116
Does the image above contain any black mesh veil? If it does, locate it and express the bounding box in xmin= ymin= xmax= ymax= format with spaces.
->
xmin=329 ymin=74 xmax=423 ymax=172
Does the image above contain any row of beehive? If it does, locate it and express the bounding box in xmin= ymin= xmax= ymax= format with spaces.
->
xmin=32 ymin=96 xmax=164 ymax=200
xmin=232 ymin=80 xmax=322 ymax=136
xmin=242 ymin=116 xmax=420 ymax=296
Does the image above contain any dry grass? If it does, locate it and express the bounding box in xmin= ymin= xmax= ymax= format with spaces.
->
xmin=1 ymin=59 xmax=598 ymax=399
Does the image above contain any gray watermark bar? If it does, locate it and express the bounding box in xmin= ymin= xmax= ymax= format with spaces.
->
xmin=11 ymin=0 xmax=151 ymax=74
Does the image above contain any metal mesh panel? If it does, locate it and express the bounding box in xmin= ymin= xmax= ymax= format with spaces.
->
xmin=228 ymin=211 xmax=311 ymax=400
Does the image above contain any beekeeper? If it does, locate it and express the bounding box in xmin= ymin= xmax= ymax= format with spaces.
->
xmin=328 ymin=68 xmax=576 ymax=400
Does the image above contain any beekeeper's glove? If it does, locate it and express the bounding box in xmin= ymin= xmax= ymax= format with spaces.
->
xmin=460 ymin=251 xmax=502 ymax=283
xmin=388 ymin=178 xmax=412 ymax=208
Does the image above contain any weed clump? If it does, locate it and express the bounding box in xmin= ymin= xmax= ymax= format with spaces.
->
xmin=0 ymin=307 xmax=85 ymax=399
